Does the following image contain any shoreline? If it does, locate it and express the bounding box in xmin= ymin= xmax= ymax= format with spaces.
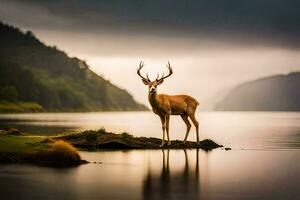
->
xmin=0 ymin=128 xmax=223 ymax=167
xmin=0 ymin=128 xmax=88 ymax=167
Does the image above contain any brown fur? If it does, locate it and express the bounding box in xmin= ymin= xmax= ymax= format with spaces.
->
xmin=148 ymin=92 xmax=200 ymax=146
xmin=138 ymin=62 xmax=200 ymax=146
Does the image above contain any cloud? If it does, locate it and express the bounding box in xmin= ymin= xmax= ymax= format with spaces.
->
xmin=1 ymin=0 xmax=300 ymax=107
xmin=1 ymin=0 xmax=300 ymax=49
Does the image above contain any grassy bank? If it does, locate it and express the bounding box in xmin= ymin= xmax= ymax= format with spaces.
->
xmin=0 ymin=101 xmax=45 ymax=113
xmin=0 ymin=128 xmax=223 ymax=167
xmin=0 ymin=128 xmax=86 ymax=167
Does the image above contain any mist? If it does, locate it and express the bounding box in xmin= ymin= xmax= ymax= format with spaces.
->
xmin=1 ymin=0 xmax=300 ymax=108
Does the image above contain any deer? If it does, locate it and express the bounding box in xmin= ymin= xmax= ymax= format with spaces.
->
xmin=137 ymin=61 xmax=200 ymax=147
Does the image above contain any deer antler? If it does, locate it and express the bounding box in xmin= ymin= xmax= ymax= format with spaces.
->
xmin=157 ymin=61 xmax=173 ymax=81
xmin=155 ymin=73 xmax=160 ymax=80
xmin=137 ymin=61 xmax=150 ymax=82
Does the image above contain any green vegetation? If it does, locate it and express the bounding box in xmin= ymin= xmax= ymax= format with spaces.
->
xmin=0 ymin=101 xmax=44 ymax=113
xmin=0 ymin=22 xmax=147 ymax=112
xmin=0 ymin=128 xmax=86 ymax=166
xmin=58 ymin=129 xmax=223 ymax=150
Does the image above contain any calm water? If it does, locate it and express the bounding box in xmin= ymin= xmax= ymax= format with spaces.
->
xmin=0 ymin=112 xmax=300 ymax=200
xmin=1 ymin=111 xmax=300 ymax=149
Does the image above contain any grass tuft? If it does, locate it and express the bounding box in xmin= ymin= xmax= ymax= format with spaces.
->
xmin=25 ymin=140 xmax=83 ymax=167
xmin=50 ymin=140 xmax=80 ymax=160
xmin=0 ymin=129 xmax=86 ymax=166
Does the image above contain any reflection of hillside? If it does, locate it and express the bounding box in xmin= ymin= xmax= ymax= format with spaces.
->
xmin=143 ymin=149 xmax=200 ymax=200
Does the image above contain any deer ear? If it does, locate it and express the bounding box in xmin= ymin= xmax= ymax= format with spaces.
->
xmin=142 ymin=79 xmax=149 ymax=85
xmin=157 ymin=79 xmax=164 ymax=85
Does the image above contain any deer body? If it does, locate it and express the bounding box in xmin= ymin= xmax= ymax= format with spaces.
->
xmin=149 ymin=94 xmax=198 ymax=115
xmin=138 ymin=62 xmax=200 ymax=147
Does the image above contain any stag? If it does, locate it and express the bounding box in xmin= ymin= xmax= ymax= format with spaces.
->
xmin=137 ymin=61 xmax=199 ymax=147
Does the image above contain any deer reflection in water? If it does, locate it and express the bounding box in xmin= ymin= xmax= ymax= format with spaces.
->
xmin=143 ymin=149 xmax=201 ymax=200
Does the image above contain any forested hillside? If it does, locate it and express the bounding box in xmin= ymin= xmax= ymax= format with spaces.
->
xmin=0 ymin=22 xmax=146 ymax=112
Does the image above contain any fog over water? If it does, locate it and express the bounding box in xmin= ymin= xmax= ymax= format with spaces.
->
xmin=1 ymin=112 xmax=300 ymax=150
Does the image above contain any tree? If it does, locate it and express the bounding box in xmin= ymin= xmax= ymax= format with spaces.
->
xmin=0 ymin=85 xmax=18 ymax=101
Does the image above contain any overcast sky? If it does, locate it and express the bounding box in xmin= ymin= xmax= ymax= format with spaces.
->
xmin=1 ymin=0 xmax=300 ymax=108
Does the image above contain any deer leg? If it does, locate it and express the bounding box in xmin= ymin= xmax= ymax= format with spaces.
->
xmin=159 ymin=115 xmax=166 ymax=147
xmin=189 ymin=113 xmax=200 ymax=143
xmin=181 ymin=114 xmax=191 ymax=143
xmin=166 ymin=115 xmax=171 ymax=145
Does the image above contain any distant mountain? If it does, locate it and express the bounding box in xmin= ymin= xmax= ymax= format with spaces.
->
xmin=0 ymin=22 xmax=146 ymax=112
xmin=215 ymin=72 xmax=300 ymax=111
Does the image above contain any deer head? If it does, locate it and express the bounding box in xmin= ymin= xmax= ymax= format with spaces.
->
xmin=137 ymin=61 xmax=173 ymax=94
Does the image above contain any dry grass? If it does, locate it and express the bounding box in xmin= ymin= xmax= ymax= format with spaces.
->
xmin=0 ymin=129 xmax=86 ymax=166
xmin=23 ymin=140 xmax=83 ymax=166
xmin=42 ymin=137 xmax=55 ymax=143
xmin=49 ymin=140 xmax=80 ymax=161
xmin=42 ymin=138 xmax=80 ymax=161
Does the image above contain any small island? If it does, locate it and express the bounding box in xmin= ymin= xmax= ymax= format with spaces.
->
xmin=57 ymin=129 xmax=222 ymax=150
xmin=0 ymin=128 xmax=222 ymax=167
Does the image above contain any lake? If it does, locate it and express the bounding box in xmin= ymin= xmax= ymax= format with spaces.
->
xmin=0 ymin=112 xmax=300 ymax=199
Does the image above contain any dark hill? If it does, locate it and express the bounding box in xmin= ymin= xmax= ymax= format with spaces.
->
xmin=216 ymin=72 xmax=300 ymax=111
xmin=0 ymin=22 xmax=146 ymax=112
